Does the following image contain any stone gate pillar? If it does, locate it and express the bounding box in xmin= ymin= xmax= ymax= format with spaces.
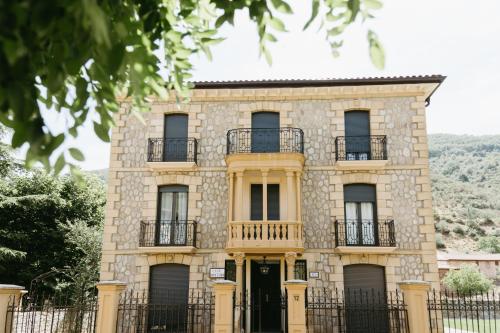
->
xmin=398 ymin=280 xmax=431 ymax=333
xmin=96 ymin=280 xmax=127 ymax=333
xmin=0 ymin=285 xmax=25 ymax=333
xmin=284 ymin=280 xmax=307 ymax=333
xmin=213 ymin=280 xmax=236 ymax=333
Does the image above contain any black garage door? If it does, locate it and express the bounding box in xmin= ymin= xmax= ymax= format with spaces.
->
xmin=149 ymin=264 xmax=190 ymax=332
xmin=343 ymin=264 xmax=389 ymax=333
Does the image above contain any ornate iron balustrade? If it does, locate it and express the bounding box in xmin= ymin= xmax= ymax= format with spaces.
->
xmin=226 ymin=128 xmax=304 ymax=154
xmin=139 ymin=220 xmax=197 ymax=247
xmin=334 ymin=219 xmax=396 ymax=247
xmin=147 ymin=138 xmax=198 ymax=163
xmin=334 ymin=135 xmax=387 ymax=161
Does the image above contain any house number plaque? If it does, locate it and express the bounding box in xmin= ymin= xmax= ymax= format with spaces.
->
xmin=309 ymin=272 xmax=320 ymax=279
xmin=209 ymin=268 xmax=225 ymax=279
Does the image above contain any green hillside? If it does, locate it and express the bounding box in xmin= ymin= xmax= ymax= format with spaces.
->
xmin=429 ymin=134 xmax=500 ymax=253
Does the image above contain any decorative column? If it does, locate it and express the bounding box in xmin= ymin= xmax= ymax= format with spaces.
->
xmin=234 ymin=253 xmax=245 ymax=333
xmin=285 ymin=252 xmax=297 ymax=280
xmin=213 ymin=280 xmax=237 ymax=333
xmin=228 ymin=172 xmax=234 ymax=222
xmin=95 ymin=281 xmax=127 ymax=333
xmin=398 ymin=281 xmax=431 ymax=333
xmin=286 ymin=171 xmax=296 ymax=221
xmin=235 ymin=171 xmax=244 ymax=221
xmin=295 ymin=172 xmax=302 ymax=221
xmin=262 ymin=169 xmax=268 ymax=221
xmin=0 ymin=285 xmax=25 ymax=333
xmin=284 ymin=280 xmax=308 ymax=333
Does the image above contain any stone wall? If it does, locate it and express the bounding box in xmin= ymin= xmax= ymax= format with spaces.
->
xmin=100 ymin=83 xmax=440 ymax=291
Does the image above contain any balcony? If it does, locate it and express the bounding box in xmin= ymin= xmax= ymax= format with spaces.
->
xmin=226 ymin=220 xmax=304 ymax=254
xmin=334 ymin=135 xmax=388 ymax=170
xmin=138 ymin=220 xmax=197 ymax=254
xmin=334 ymin=219 xmax=397 ymax=254
xmin=225 ymin=128 xmax=305 ymax=171
xmin=146 ymin=138 xmax=198 ymax=170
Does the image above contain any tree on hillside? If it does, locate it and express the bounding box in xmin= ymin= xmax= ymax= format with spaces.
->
xmin=0 ymin=168 xmax=105 ymax=292
xmin=0 ymin=0 xmax=384 ymax=171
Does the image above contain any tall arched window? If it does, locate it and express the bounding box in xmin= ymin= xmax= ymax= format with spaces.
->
xmin=164 ymin=114 xmax=188 ymax=161
xmin=157 ymin=185 xmax=189 ymax=245
xmin=251 ymin=111 xmax=280 ymax=152
xmin=343 ymin=184 xmax=377 ymax=245
xmin=344 ymin=110 xmax=371 ymax=160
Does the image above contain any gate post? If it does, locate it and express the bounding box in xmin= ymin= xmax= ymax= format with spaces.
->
xmin=0 ymin=285 xmax=25 ymax=333
xmin=213 ymin=280 xmax=236 ymax=333
xmin=398 ymin=280 xmax=431 ymax=333
xmin=96 ymin=280 xmax=127 ymax=333
xmin=284 ymin=280 xmax=307 ymax=333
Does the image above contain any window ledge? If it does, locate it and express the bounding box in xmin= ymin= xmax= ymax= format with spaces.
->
xmin=137 ymin=246 xmax=197 ymax=254
xmin=335 ymin=160 xmax=388 ymax=170
xmin=146 ymin=161 xmax=197 ymax=171
xmin=334 ymin=246 xmax=397 ymax=254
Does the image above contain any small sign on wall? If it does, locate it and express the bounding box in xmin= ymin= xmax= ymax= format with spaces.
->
xmin=309 ymin=272 xmax=320 ymax=279
xmin=209 ymin=268 xmax=225 ymax=279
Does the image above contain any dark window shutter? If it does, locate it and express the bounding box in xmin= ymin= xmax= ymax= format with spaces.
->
xmin=251 ymin=184 xmax=263 ymax=220
xmin=267 ymin=184 xmax=280 ymax=220
xmin=149 ymin=264 xmax=189 ymax=304
xmin=343 ymin=184 xmax=376 ymax=202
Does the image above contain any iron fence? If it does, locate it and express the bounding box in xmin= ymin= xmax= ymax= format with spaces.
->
xmin=139 ymin=220 xmax=197 ymax=247
xmin=427 ymin=289 xmax=499 ymax=333
xmin=117 ymin=289 xmax=214 ymax=333
xmin=6 ymin=291 xmax=98 ymax=333
xmin=306 ymin=288 xmax=409 ymax=333
xmin=334 ymin=135 xmax=387 ymax=161
xmin=147 ymin=138 xmax=198 ymax=163
xmin=226 ymin=128 xmax=304 ymax=154
xmin=334 ymin=219 xmax=396 ymax=247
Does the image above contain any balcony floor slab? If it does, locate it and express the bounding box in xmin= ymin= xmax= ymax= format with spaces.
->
xmin=334 ymin=246 xmax=397 ymax=254
xmin=137 ymin=246 xmax=197 ymax=254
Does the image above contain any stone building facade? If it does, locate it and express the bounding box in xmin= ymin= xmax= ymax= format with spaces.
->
xmin=100 ymin=76 xmax=444 ymax=309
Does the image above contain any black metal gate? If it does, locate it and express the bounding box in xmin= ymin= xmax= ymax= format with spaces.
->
xmin=306 ymin=288 xmax=409 ymax=333
xmin=233 ymin=291 xmax=288 ymax=333
xmin=116 ymin=289 xmax=214 ymax=333
xmin=6 ymin=291 xmax=98 ymax=333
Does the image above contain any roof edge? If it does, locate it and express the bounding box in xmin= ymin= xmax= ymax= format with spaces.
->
xmin=192 ymin=75 xmax=446 ymax=89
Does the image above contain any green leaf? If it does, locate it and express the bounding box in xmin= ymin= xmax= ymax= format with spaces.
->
xmin=364 ymin=0 xmax=383 ymax=10
xmin=69 ymin=148 xmax=85 ymax=161
xmin=368 ymin=30 xmax=385 ymax=69
xmin=347 ymin=0 xmax=360 ymax=22
xmin=303 ymin=0 xmax=320 ymax=30
xmin=271 ymin=0 xmax=293 ymax=14
xmin=93 ymin=122 xmax=110 ymax=142
xmin=268 ymin=17 xmax=287 ymax=32
xmin=54 ymin=153 xmax=66 ymax=175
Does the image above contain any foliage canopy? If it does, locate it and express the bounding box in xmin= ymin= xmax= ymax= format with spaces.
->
xmin=442 ymin=265 xmax=493 ymax=294
xmin=0 ymin=0 xmax=384 ymax=171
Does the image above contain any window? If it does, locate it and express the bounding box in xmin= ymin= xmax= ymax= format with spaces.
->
xmin=250 ymin=184 xmax=280 ymax=220
xmin=157 ymin=185 xmax=188 ymax=245
xmin=251 ymin=112 xmax=280 ymax=153
xmin=344 ymin=111 xmax=371 ymax=160
xmin=224 ymin=260 xmax=236 ymax=282
xmin=343 ymin=184 xmax=376 ymax=245
xmin=164 ymin=114 xmax=188 ymax=161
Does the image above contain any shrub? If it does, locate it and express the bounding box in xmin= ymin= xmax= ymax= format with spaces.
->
xmin=479 ymin=218 xmax=495 ymax=226
xmin=435 ymin=234 xmax=446 ymax=249
xmin=453 ymin=225 xmax=465 ymax=236
xmin=478 ymin=236 xmax=500 ymax=254
xmin=435 ymin=222 xmax=450 ymax=235
xmin=442 ymin=265 xmax=493 ymax=294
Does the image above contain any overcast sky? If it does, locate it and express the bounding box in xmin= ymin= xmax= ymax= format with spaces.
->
xmin=33 ymin=0 xmax=500 ymax=170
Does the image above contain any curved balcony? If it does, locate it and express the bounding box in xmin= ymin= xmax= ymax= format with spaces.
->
xmin=138 ymin=220 xmax=197 ymax=254
xmin=146 ymin=138 xmax=198 ymax=171
xmin=334 ymin=219 xmax=396 ymax=254
xmin=226 ymin=220 xmax=304 ymax=254
xmin=226 ymin=128 xmax=304 ymax=154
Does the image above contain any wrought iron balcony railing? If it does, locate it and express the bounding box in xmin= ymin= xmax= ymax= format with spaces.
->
xmin=334 ymin=135 xmax=387 ymax=161
xmin=226 ymin=128 xmax=304 ymax=154
xmin=147 ymin=138 xmax=198 ymax=163
xmin=334 ymin=219 xmax=396 ymax=247
xmin=139 ymin=220 xmax=197 ymax=247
